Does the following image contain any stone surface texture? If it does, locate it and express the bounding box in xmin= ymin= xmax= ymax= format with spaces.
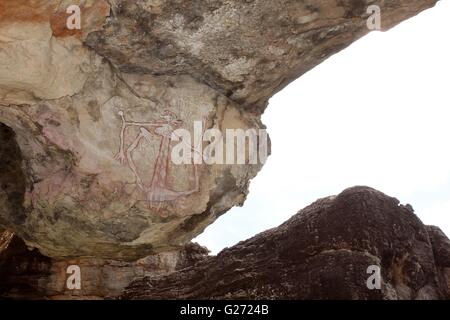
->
xmin=0 ymin=0 xmax=438 ymax=261
xmin=1 ymin=187 xmax=449 ymax=299
xmin=122 ymin=187 xmax=450 ymax=300
xmin=0 ymin=232 xmax=208 ymax=299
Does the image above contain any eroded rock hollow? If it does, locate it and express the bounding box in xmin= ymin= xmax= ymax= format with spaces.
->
xmin=0 ymin=0 xmax=437 ymax=261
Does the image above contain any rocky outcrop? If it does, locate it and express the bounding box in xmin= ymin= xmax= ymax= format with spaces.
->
xmin=427 ymin=226 xmax=450 ymax=297
xmin=0 ymin=231 xmax=208 ymax=299
xmin=85 ymin=0 xmax=436 ymax=112
xmin=122 ymin=187 xmax=450 ymax=300
xmin=1 ymin=186 xmax=449 ymax=299
xmin=0 ymin=0 xmax=437 ymax=259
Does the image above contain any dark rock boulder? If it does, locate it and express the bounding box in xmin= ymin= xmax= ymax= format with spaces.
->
xmin=122 ymin=187 xmax=450 ymax=300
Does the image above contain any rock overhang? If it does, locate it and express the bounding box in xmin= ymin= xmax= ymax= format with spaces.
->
xmin=0 ymin=0 xmax=438 ymax=259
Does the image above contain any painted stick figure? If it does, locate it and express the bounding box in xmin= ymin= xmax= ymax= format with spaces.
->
xmin=115 ymin=110 xmax=205 ymax=204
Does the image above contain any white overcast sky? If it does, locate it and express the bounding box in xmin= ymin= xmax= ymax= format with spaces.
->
xmin=196 ymin=1 xmax=450 ymax=254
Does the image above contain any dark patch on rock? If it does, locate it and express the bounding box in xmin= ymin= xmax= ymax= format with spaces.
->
xmin=337 ymin=0 xmax=368 ymax=19
xmin=0 ymin=123 xmax=26 ymax=225
xmin=0 ymin=234 xmax=53 ymax=298
xmin=86 ymin=100 xmax=101 ymax=122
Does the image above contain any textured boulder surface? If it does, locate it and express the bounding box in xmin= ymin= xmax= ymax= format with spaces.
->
xmin=0 ymin=232 xmax=208 ymax=299
xmin=1 ymin=187 xmax=449 ymax=299
xmin=0 ymin=0 xmax=438 ymax=260
xmin=122 ymin=187 xmax=450 ymax=300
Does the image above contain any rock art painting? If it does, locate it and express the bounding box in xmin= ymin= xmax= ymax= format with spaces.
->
xmin=114 ymin=107 xmax=206 ymax=210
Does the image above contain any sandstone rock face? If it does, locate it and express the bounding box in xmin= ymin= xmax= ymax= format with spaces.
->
xmin=2 ymin=187 xmax=448 ymax=299
xmin=0 ymin=231 xmax=208 ymax=299
xmin=85 ymin=0 xmax=436 ymax=112
xmin=123 ymin=187 xmax=450 ymax=300
xmin=0 ymin=0 xmax=437 ymax=259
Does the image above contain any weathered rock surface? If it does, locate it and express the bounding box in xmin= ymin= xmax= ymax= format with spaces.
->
xmin=85 ymin=0 xmax=436 ymax=112
xmin=122 ymin=187 xmax=450 ymax=300
xmin=2 ymin=186 xmax=448 ymax=299
xmin=0 ymin=0 xmax=438 ymax=259
xmin=0 ymin=231 xmax=208 ymax=299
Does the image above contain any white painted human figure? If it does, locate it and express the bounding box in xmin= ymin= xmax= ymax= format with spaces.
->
xmin=115 ymin=110 xmax=205 ymax=205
